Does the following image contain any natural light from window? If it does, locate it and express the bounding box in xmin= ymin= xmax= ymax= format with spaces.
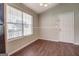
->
xmin=6 ymin=5 xmax=33 ymax=40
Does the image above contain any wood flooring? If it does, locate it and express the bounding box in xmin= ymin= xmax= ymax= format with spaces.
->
xmin=11 ymin=39 xmax=79 ymax=56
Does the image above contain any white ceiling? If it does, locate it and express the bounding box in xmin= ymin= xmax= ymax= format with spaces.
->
xmin=24 ymin=3 xmax=58 ymax=14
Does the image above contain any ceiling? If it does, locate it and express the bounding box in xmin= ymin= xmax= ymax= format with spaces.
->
xmin=24 ymin=3 xmax=58 ymax=14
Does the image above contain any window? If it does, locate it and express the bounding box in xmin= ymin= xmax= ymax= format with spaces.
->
xmin=23 ymin=13 xmax=33 ymax=36
xmin=7 ymin=5 xmax=33 ymax=39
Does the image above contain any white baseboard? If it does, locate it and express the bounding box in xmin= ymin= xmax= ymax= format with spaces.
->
xmin=8 ymin=39 xmax=38 ymax=56
xmin=39 ymin=38 xmax=59 ymax=42
xmin=39 ymin=38 xmax=76 ymax=45
xmin=58 ymin=41 xmax=74 ymax=44
xmin=74 ymin=42 xmax=79 ymax=45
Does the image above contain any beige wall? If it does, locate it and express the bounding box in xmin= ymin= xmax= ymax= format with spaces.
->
xmin=39 ymin=4 xmax=79 ymax=44
xmin=6 ymin=3 xmax=39 ymax=55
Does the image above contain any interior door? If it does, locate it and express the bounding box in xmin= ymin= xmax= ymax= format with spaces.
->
xmin=58 ymin=12 xmax=74 ymax=43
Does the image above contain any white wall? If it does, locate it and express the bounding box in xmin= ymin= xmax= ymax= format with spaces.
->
xmin=39 ymin=4 xmax=79 ymax=44
xmin=39 ymin=12 xmax=60 ymax=42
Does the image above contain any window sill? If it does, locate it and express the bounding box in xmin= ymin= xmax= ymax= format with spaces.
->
xmin=8 ymin=34 xmax=33 ymax=42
